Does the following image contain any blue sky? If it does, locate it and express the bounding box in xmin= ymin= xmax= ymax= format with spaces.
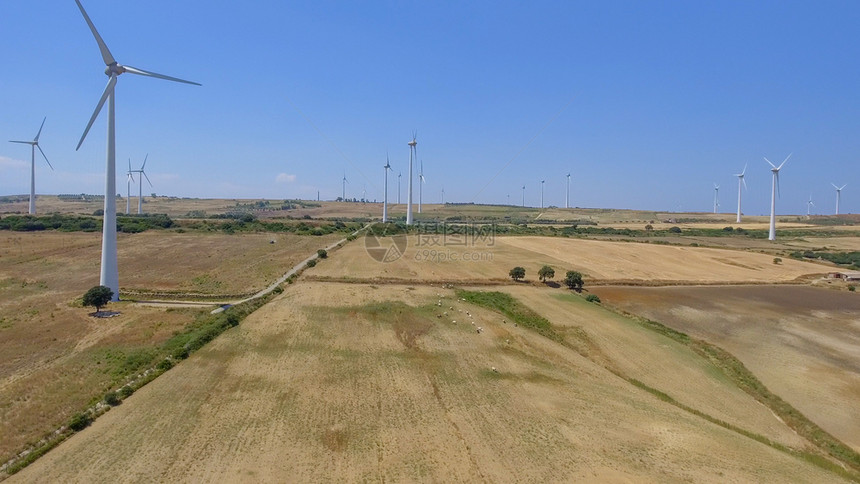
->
xmin=1 ymin=1 xmax=858 ymax=215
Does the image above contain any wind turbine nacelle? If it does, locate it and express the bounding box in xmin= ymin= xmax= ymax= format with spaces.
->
xmin=105 ymin=64 xmax=125 ymax=76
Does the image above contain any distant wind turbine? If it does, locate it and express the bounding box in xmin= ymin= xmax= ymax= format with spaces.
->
xmin=126 ymin=160 xmax=134 ymax=214
xmin=832 ymin=183 xmax=847 ymax=215
xmin=765 ymin=154 xmax=791 ymax=241
xmin=521 ymin=185 xmax=526 ymax=207
xmin=342 ymin=172 xmax=348 ymax=201
xmin=566 ymin=173 xmax=571 ymax=209
xmin=383 ymin=156 xmax=391 ymax=222
xmin=74 ymin=0 xmax=200 ymax=301
xmin=540 ymin=180 xmax=545 ymax=209
xmin=441 ymin=186 xmax=445 ymax=204
xmin=807 ymin=194 xmax=815 ymax=218
xmin=418 ymin=158 xmax=426 ymax=213
xmin=397 ymin=171 xmax=402 ymax=205
xmin=713 ymin=184 xmax=720 ymax=214
xmin=406 ymin=132 xmax=417 ymax=225
xmin=129 ymin=154 xmax=152 ymax=214
xmin=9 ymin=117 xmax=53 ymax=215
xmin=734 ymin=164 xmax=747 ymax=223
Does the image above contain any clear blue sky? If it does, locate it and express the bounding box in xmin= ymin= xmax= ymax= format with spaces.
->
xmin=1 ymin=0 xmax=858 ymax=215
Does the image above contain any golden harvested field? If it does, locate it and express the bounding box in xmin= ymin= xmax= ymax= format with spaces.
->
xmin=10 ymin=282 xmax=848 ymax=482
xmin=307 ymin=234 xmax=828 ymax=284
xmin=592 ymin=285 xmax=860 ymax=452
xmin=0 ymin=231 xmax=337 ymax=465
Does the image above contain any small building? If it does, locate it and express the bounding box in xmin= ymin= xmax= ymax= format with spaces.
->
xmin=842 ymin=272 xmax=860 ymax=282
xmin=827 ymin=272 xmax=843 ymax=279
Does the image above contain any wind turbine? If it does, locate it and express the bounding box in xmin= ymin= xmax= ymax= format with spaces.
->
xmin=9 ymin=117 xmax=53 ymax=215
xmin=713 ymin=184 xmax=720 ymax=214
xmin=74 ymin=0 xmax=200 ymax=301
xmin=521 ymin=185 xmax=526 ymax=207
xmin=125 ymin=159 xmax=134 ymax=214
xmin=418 ymin=159 xmax=426 ymax=213
xmin=406 ymin=132 xmax=417 ymax=225
xmin=734 ymin=164 xmax=747 ymax=223
xmin=765 ymin=154 xmax=791 ymax=241
xmin=832 ymin=183 xmax=847 ymax=215
xmin=566 ymin=173 xmax=571 ymax=209
xmin=807 ymin=194 xmax=815 ymax=218
xmin=382 ymin=156 xmax=391 ymax=222
xmin=341 ymin=172 xmax=348 ymax=201
xmin=397 ymin=172 xmax=402 ymax=204
xmin=441 ymin=186 xmax=445 ymax=204
xmin=540 ymin=180 xmax=545 ymax=209
xmin=130 ymin=155 xmax=152 ymax=214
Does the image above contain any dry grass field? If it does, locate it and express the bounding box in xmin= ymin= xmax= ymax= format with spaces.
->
xmin=0 ymin=231 xmax=338 ymax=465
xmin=592 ymin=285 xmax=860 ymax=453
xmin=307 ymin=234 xmax=829 ymax=284
xmin=10 ymin=282 xmax=849 ymax=482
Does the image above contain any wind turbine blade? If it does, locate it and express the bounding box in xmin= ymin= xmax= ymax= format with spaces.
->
xmin=77 ymin=74 xmax=116 ymax=150
xmin=741 ymin=163 xmax=747 ymax=176
xmin=122 ymin=65 xmax=201 ymax=86
xmin=34 ymin=117 xmax=47 ymax=142
xmin=37 ymin=145 xmax=53 ymax=170
xmin=777 ymin=153 xmax=792 ymax=170
xmin=742 ymin=177 xmax=747 ymax=190
xmin=764 ymin=157 xmax=776 ymax=169
xmin=9 ymin=140 xmax=31 ymax=144
xmin=129 ymin=158 xmax=133 ymax=173
xmin=143 ymin=171 xmax=153 ymax=187
xmin=141 ymin=153 xmax=148 ymax=171
xmin=776 ymin=173 xmax=781 ymax=198
xmin=74 ymin=0 xmax=116 ymax=66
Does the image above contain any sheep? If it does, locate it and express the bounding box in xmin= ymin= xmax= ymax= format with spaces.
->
xmin=491 ymin=367 xmax=499 ymax=373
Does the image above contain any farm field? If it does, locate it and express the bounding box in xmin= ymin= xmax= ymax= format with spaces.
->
xmin=0 ymin=231 xmax=337 ymax=465
xmin=592 ymin=285 xmax=860 ymax=452
xmin=307 ymin=234 xmax=828 ymax=284
xmin=10 ymin=282 xmax=848 ymax=482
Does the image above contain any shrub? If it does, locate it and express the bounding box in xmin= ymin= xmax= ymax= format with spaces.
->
xmin=306 ymin=259 xmax=317 ymax=268
xmin=317 ymin=249 xmax=328 ymax=259
xmin=104 ymin=390 xmax=120 ymax=406
xmin=849 ymin=285 xmax=856 ymax=292
xmin=585 ymin=294 xmax=601 ymax=303
xmin=157 ymin=359 xmax=173 ymax=371
xmin=118 ymin=385 xmax=134 ymax=398
xmin=668 ymin=226 xmax=682 ymax=234
xmin=68 ymin=412 xmax=92 ymax=431
xmin=773 ymin=257 xmax=782 ymax=265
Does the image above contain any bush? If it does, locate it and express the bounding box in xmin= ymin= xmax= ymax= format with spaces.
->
xmin=585 ymin=294 xmax=601 ymax=303
xmin=118 ymin=385 xmax=134 ymax=398
xmin=104 ymin=390 xmax=120 ymax=406
xmin=668 ymin=226 xmax=682 ymax=234
xmin=68 ymin=412 xmax=92 ymax=431
xmin=317 ymin=249 xmax=328 ymax=259
xmin=849 ymin=285 xmax=856 ymax=292
xmin=306 ymin=259 xmax=317 ymax=268
xmin=156 ymin=359 xmax=173 ymax=371
xmin=773 ymin=257 xmax=782 ymax=265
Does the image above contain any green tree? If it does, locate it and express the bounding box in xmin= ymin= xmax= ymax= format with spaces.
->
xmin=538 ymin=265 xmax=555 ymax=282
xmin=317 ymin=249 xmax=328 ymax=259
xmin=564 ymin=271 xmax=584 ymax=292
xmin=509 ymin=266 xmax=526 ymax=281
xmin=82 ymin=285 xmax=113 ymax=314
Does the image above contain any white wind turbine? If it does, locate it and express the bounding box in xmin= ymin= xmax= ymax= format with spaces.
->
xmin=74 ymin=0 xmax=200 ymax=301
xmin=832 ymin=183 xmax=847 ymax=215
xmin=382 ymin=156 xmax=391 ymax=222
xmin=418 ymin=159 xmax=426 ymax=213
xmin=397 ymin=171 xmax=402 ymax=204
xmin=540 ymin=180 xmax=545 ymax=209
xmin=765 ymin=154 xmax=791 ymax=241
xmin=125 ymin=159 xmax=134 ymax=214
xmin=406 ymin=132 xmax=417 ymax=225
xmin=807 ymin=194 xmax=815 ymax=218
xmin=9 ymin=117 xmax=53 ymax=215
xmin=713 ymin=184 xmax=720 ymax=214
xmin=130 ymin=155 xmax=152 ymax=214
xmin=341 ymin=172 xmax=348 ymax=201
xmin=734 ymin=164 xmax=747 ymax=223
xmin=566 ymin=173 xmax=571 ymax=209
xmin=521 ymin=185 xmax=526 ymax=207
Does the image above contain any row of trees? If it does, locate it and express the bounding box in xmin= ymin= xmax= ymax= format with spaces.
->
xmin=509 ymin=266 xmax=584 ymax=291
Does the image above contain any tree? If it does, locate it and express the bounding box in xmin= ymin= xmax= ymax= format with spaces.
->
xmin=317 ymin=249 xmax=328 ymax=259
xmin=564 ymin=271 xmax=584 ymax=292
xmin=83 ymin=285 xmax=113 ymax=314
xmin=538 ymin=265 xmax=555 ymax=282
xmin=509 ymin=266 xmax=526 ymax=281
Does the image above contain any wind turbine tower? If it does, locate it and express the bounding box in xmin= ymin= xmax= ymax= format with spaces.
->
xmin=406 ymin=132 xmax=417 ymax=225
xmin=566 ymin=173 xmax=571 ymax=209
xmin=126 ymin=160 xmax=134 ymax=214
xmin=540 ymin=180 xmax=545 ymax=209
xmin=383 ymin=156 xmax=391 ymax=222
xmin=521 ymin=185 xmax=526 ymax=207
xmin=398 ymin=172 xmax=402 ymax=204
xmin=9 ymin=117 xmax=53 ymax=215
xmin=832 ymin=183 xmax=847 ymax=215
xmin=74 ymin=0 xmax=200 ymax=301
xmin=342 ymin=172 xmax=348 ymax=201
xmin=132 ymin=155 xmax=152 ymax=214
xmin=807 ymin=194 xmax=815 ymax=218
xmin=418 ymin=159 xmax=425 ymax=213
xmin=734 ymin=165 xmax=746 ymax=223
xmin=441 ymin=186 xmax=445 ymax=204
xmin=765 ymin=154 xmax=791 ymax=241
xmin=713 ymin=184 xmax=720 ymax=214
